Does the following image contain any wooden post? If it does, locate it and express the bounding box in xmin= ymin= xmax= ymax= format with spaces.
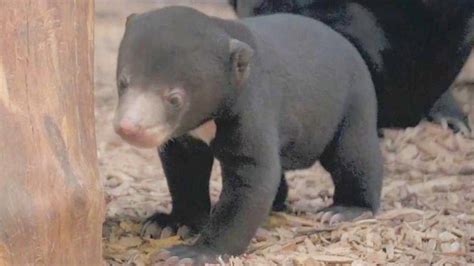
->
xmin=0 ymin=0 xmax=104 ymax=265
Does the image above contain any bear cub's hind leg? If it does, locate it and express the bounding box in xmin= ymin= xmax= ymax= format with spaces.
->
xmin=318 ymin=99 xmax=383 ymax=225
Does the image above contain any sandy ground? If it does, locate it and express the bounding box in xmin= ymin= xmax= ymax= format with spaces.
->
xmin=95 ymin=1 xmax=474 ymax=265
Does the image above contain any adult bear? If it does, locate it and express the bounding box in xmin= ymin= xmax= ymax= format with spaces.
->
xmin=230 ymin=0 xmax=473 ymax=133
xmin=114 ymin=6 xmax=382 ymax=264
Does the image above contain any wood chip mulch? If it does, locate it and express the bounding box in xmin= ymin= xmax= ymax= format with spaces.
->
xmin=95 ymin=1 xmax=474 ymax=265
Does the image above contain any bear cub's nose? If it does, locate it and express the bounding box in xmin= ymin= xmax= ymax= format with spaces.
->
xmin=115 ymin=119 xmax=141 ymax=136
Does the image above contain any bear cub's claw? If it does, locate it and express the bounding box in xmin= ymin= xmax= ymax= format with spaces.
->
xmin=141 ymin=212 xmax=202 ymax=240
xmin=315 ymin=205 xmax=373 ymax=225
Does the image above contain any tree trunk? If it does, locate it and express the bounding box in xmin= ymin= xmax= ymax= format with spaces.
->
xmin=0 ymin=0 xmax=104 ymax=265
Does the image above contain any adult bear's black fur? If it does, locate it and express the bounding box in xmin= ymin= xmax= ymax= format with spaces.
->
xmin=230 ymin=0 xmax=473 ymax=132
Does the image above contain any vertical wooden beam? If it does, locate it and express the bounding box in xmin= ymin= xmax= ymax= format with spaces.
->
xmin=0 ymin=0 xmax=104 ymax=264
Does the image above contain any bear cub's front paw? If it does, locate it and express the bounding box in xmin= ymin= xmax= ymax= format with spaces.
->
xmin=141 ymin=212 xmax=206 ymax=240
xmin=152 ymin=244 xmax=227 ymax=266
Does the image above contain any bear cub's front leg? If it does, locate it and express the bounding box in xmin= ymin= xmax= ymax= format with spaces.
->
xmin=141 ymin=136 xmax=213 ymax=240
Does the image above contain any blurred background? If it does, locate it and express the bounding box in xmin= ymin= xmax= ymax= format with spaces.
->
xmin=95 ymin=1 xmax=474 ymax=265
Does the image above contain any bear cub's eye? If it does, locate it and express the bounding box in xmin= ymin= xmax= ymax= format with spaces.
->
xmin=117 ymin=78 xmax=128 ymax=95
xmin=165 ymin=90 xmax=184 ymax=109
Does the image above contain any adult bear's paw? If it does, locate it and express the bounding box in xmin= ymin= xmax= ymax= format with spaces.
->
xmin=428 ymin=91 xmax=471 ymax=136
xmin=428 ymin=111 xmax=471 ymax=136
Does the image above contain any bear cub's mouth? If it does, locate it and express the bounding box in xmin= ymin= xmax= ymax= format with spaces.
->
xmin=114 ymin=123 xmax=173 ymax=148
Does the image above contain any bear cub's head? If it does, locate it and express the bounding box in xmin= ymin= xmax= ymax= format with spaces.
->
xmin=113 ymin=7 xmax=253 ymax=148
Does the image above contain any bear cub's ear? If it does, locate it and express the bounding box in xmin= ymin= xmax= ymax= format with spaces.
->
xmin=126 ymin=13 xmax=137 ymax=27
xmin=229 ymin=39 xmax=254 ymax=86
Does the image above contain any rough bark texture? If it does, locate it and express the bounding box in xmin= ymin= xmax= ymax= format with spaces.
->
xmin=0 ymin=0 xmax=104 ymax=265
